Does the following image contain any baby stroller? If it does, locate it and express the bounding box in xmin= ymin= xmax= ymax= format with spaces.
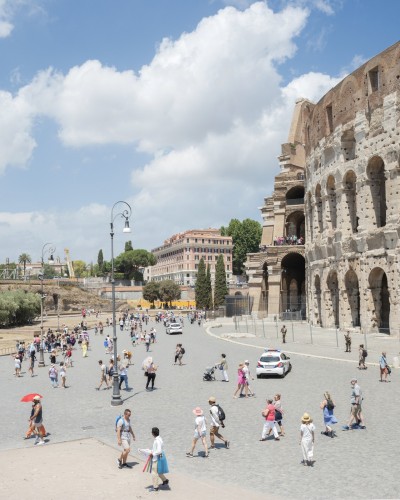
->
xmin=203 ymin=366 xmax=216 ymax=381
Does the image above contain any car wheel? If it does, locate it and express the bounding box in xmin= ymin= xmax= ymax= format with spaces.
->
xmin=256 ymin=374 xmax=261 ymax=379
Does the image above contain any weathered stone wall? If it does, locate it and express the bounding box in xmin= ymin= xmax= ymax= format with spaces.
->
xmin=304 ymin=41 xmax=400 ymax=333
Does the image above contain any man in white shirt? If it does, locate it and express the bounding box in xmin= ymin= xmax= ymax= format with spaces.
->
xmin=208 ymin=396 xmax=229 ymax=449
xmin=96 ymin=360 xmax=109 ymax=390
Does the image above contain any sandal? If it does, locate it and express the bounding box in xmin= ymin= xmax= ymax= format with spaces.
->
xmin=186 ymin=452 xmax=193 ymax=457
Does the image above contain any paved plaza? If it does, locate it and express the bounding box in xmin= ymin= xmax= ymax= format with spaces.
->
xmin=1 ymin=316 xmax=399 ymax=499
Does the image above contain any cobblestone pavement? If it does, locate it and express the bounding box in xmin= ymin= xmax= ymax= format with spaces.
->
xmin=1 ymin=318 xmax=399 ymax=499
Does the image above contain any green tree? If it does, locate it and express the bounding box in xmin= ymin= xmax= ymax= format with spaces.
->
xmin=43 ymin=263 xmax=57 ymax=278
xmin=72 ymin=260 xmax=87 ymax=278
xmin=158 ymin=280 xmax=181 ymax=307
xmin=214 ymin=254 xmax=228 ymax=307
xmin=195 ymin=258 xmax=208 ymax=309
xmin=125 ymin=241 xmax=133 ymax=252
xmin=115 ymin=249 xmax=156 ymax=280
xmin=221 ymin=218 xmax=262 ymax=275
xmin=206 ymin=264 xmax=213 ymax=309
xmin=0 ymin=290 xmax=40 ymax=326
xmin=142 ymin=281 xmax=160 ymax=306
xmin=18 ymin=253 xmax=31 ymax=278
xmin=97 ymin=249 xmax=104 ymax=274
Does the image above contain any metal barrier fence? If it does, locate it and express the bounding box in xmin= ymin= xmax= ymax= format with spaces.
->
xmin=230 ymin=316 xmax=400 ymax=352
xmin=0 ymin=346 xmax=17 ymax=357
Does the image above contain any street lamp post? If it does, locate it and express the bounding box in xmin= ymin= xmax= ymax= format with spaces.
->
xmin=38 ymin=243 xmax=56 ymax=368
xmin=110 ymin=201 xmax=132 ymax=407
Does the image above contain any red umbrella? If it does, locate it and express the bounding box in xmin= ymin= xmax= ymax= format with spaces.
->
xmin=20 ymin=393 xmax=43 ymax=403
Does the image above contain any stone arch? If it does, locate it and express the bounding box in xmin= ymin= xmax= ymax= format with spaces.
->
xmin=345 ymin=269 xmax=360 ymax=327
xmin=285 ymin=210 xmax=305 ymax=241
xmin=341 ymin=128 xmax=356 ymax=161
xmin=368 ymin=267 xmax=390 ymax=333
xmin=343 ymin=170 xmax=358 ymax=234
xmin=315 ymin=184 xmax=323 ymax=233
xmin=286 ymin=185 xmax=304 ymax=205
xmin=326 ymin=270 xmax=339 ymax=327
xmin=280 ymin=252 xmax=306 ymax=319
xmin=314 ymin=274 xmax=322 ymax=326
xmin=307 ymin=192 xmax=313 ymax=240
xmin=326 ymin=175 xmax=337 ymax=230
xmin=367 ymin=156 xmax=386 ymax=228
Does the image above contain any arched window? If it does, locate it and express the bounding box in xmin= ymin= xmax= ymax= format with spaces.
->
xmin=367 ymin=156 xmax=386 ymax=228
xmin=315 ymin=184 xmax=323 ymax=233
xmin=326 ymin=175 xmax=337 ymax=230
xmin=343 ymin=171 xmax=358 ymax=233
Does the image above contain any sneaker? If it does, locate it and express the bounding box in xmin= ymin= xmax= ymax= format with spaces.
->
xmin=225 ymin=440 xmax=230 ymax=449
xmin=117 ymin=459 xmax=122 ymax=469
xmin=123 ymin=463 xmax=132 ymax=468
xmin=162 ymin=479 xmax=169 ymax=486
xmin=153 ymin=488 xmax=159 ymax=492
xmin=186 ymin=452 xmax=193 ymax=457
xmin=359 ymin=425 xmax=366 ymax=429
xmin=342 ymin=425 xmax=350 ymax=430
xmin=36 ymin=440 xmax=45 ymax=446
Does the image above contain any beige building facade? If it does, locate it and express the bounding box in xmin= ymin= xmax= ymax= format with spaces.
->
xmin=149 ymin=229 xmax=233 ymax=286
xmin=247 ymin=41 xmax=400 ymax=333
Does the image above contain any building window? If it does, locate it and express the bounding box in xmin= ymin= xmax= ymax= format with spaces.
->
xmin=227 ymin=265 xmax=230 ymax=270
xmin=202 ymin=239 xmax=204 ymax=243
xmin=369 ymin=67 xmax=380 ymax=93
xmin=195 ymin=264 xmax=198 ymax=270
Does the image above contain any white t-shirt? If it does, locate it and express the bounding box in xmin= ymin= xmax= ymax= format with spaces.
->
xmin=151 ymin=436 xmax=164 ymax=462
xmin=209 ymin=405 xmax=220 ymax=427
xmin=117 ymin=417 xmax=131 ymax=441
xmin=242 ymin=365 xmax=250 ymax=380
xmin=195 ymin=415 xmax=206 ymax=433
xmin=300 ymin=422 xmax=315 ymax=440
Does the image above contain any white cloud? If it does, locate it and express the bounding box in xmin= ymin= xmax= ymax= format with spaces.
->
xmin=0 ymin=1 xmax=344 ymax=260
xmin=0 ymin=0 xmax=14 ymax=37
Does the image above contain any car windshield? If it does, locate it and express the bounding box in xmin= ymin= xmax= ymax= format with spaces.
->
xmin=170 ymin=323 xmax=180 ymax=327
xmin=260 ymin=356 xmax=280 ymax=363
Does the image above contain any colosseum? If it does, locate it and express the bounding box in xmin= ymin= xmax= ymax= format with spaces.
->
xmin=247 ymin=41 xmax=400 ymax=334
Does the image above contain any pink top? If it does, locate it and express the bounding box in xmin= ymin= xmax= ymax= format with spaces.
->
xmin=265 ymin=404 xmax=275 ymax=421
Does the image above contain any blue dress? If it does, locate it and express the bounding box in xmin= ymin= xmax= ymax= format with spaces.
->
xmin=323 ymin=405 xmax=338 ymax=425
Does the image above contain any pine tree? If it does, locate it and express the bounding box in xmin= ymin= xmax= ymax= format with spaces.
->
xmin=195 ymin=258 xmax=208 ymax=309
xmin=97 ymin=249 xmax=104 ymax=274
xmin=206 ymin=264 xmax=213 ymax=310
xmin=214 ymin=254 xmax=228 ymax=308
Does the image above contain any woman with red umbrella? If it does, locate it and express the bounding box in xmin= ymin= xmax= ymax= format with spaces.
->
xmin=21 ymin=394 xmax=46 ymax=443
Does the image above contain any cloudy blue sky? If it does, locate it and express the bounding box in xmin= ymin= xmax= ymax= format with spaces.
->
xmin=0 ymin=0 xmax=399 ymax=265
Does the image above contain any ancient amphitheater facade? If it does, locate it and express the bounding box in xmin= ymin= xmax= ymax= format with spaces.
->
xmin=247 ymin=41 xmax=400 ymax=334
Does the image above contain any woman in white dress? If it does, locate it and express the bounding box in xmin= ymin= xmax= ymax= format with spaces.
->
xmin=299 ymin=413 xmax=315 ymax=466
xmin=186 ymin=407 xmax=208 ymax=458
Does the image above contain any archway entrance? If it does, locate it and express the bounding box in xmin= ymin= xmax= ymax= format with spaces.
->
xmin=345 ymin=270 xmax=360 ymax=327
xmin=286 ymin=211 xmax=305 ymax=242
xmin=326 ymin=271 xmax=339 ymax=327
xmin=369 ymin=268 xmax=390 ymax=333
xmin=280 ymin=253 xmax=306 ymax=320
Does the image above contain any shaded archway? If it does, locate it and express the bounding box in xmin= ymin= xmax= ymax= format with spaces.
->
xmin=343 ymin=170 xmax=358 ymax=233
xmin=286 ymin=211 xmax=305 ymax=242
xmin=345 ymin=269 xmax=360 ymax=327
xmin=315 ymin=184 xmax=323 ymax=233
xmin=367 ymin=156 xmax=386 ymax=228
xmin=326 ymin=270 xmax=339 ymax=327
xmin=369 ymin=268 xmax=390 ymax=332
xmin=280 ymin=253 xmax=306 ymax=319
xmin=326 ymin=175 xmax=337 ymax=230
xmin=286 ymin=186 xmax=304 ymax=205
xmin=314 ymin=275 xmax=322 ymax=325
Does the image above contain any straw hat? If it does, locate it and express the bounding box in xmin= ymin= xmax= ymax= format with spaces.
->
xmin=192 ymin=407 xmax=203 ymax=416
xmin=208 ymin=396 xmax=216 ymax=403
xmin=301 ymin=413 xmax=312 ymax=423
xmin=33 ymin=395 xmax=41 ymax=401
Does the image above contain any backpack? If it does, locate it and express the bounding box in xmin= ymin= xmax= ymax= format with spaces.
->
xmin=362 ymin=349 xmax=368 ymax=358
xmin=115 ymin=415 xmax=122 ymax=432
xmin=214 ymin=404 xmax=225 ymax=422
xmin=326 ymin=399 xmax=335 ymax=411
xmin=181 ymin=347 xmax=185 ymax=355
xmin=105 ymin=366 xmax=109 ymax=376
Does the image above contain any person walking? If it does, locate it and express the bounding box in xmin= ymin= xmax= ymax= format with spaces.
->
xmin=176 ymin=344 xmax=185 ymax=366
xmin=28 ymin=349 xmax=36 ymax=377
xmin=25 ymin=400 xmax=47 ymax=440
xmin=343 ymin=377 xmax=366 ymax=430
xmin=379 ymin=352 xmax=390 ymax=382
xmin=149 ymin=427 xmax=169 ymax=492
xmin=48 ymin=364 xmax=58 ymax=388
xmin=116 ymin=408 xmax=136 ymax=469
xmin=145 ymin=331 xmax=151 ymax=352
xmin=233 ymin=363 xmax=246 ymax=398
xmin=358 ymin=344 xmax=367 ymax=369
xmin=344 ymin=331 xmax=352 ymax=352
xmin=186 ymin=407 xmax=208 ymax=458
xmin=59 ymin=362 xmax=67 ymax=388
xmin=30 ymin=395 xmax=45 ymax=446
xmin=81 ymin=338 xmax=88 ymax=358
xmin=260 ymin=398 xmax=280 ymax=441
xmin=218 ymin=354 xmax=229 ymax=382
xmin=320 ymin=391 xmax=337 ymax=437
xmin=208 ymin=396 xmax=229 ymax=449
xmin=96 ymin=360 xmax=110 ymax=390
xmin=273 ymin=393 xmax=285 ymax=436
xmin=119 ymin=361 xmax=131 ymax=391
xmin=14 ymin=355 xmax=22 ymax=377
xmin=144 ymin=357 xmax=157 ymax=391
xmin=281 ymin=325 xmax=287 ymax=343
xmin=107 ymin=359 xmax=114 ymax=384
xmin=174 ymin=344 xmax=181 ymax=364
xmin=300 ymin=413 xmax=315 ymax=466
xmin=241 ymin=360 xmax=255 ymax=397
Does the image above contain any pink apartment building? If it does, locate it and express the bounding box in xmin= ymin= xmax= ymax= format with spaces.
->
xmin=148 ymin=229 xmax=233 ymax=286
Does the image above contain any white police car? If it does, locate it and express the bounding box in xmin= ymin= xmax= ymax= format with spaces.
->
xmin=256 ymin=349 xmax=292 ymax=378
xmin=166 ymin=322 xmax=183 ymax=335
